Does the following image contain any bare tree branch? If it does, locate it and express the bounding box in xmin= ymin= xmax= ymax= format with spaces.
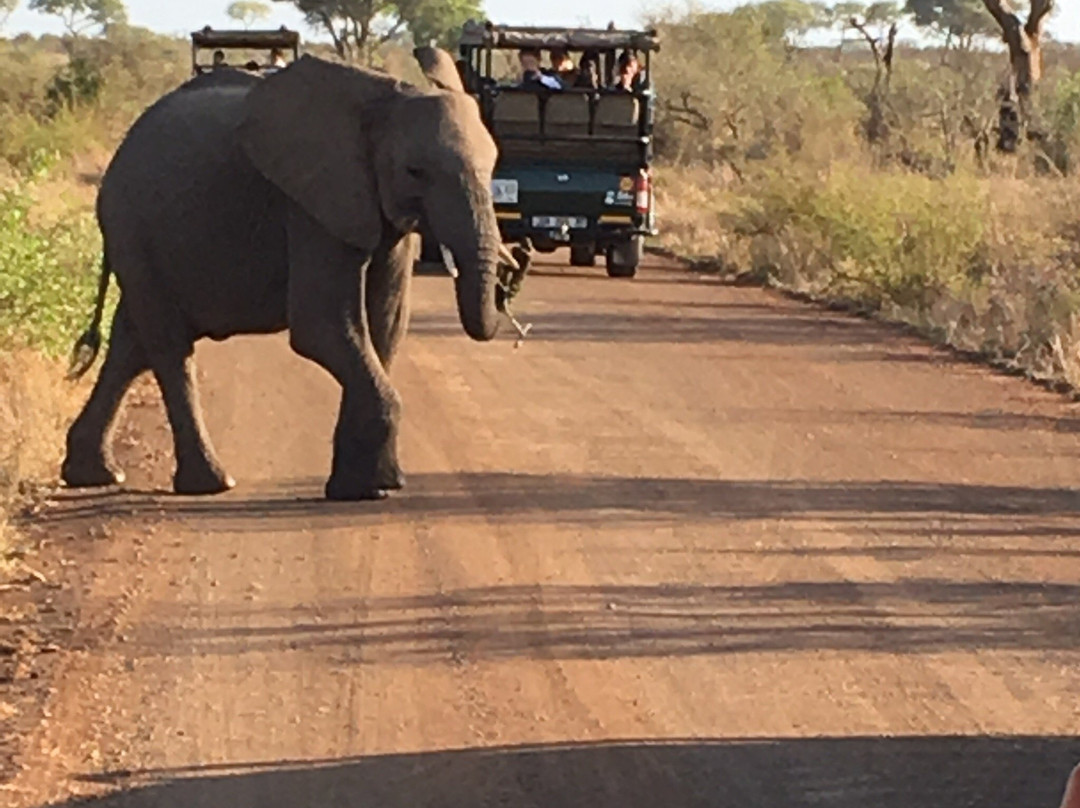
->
xmin=1025 ymin=0 xmax=1054 ymax=39
xmin=980 ymin=0 xmax=1017 ymax=32
xmin=664 ymin=92 xmax=713 ymax=132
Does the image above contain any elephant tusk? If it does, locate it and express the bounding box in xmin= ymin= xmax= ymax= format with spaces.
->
xmin=438 ymin=244 xmax=460 ymax=279
xmin=498 ymin=243 xmax=520 ymax=271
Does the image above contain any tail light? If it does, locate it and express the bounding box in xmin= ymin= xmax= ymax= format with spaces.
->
xmin=634 ymin=169 xmax=651 ymax=215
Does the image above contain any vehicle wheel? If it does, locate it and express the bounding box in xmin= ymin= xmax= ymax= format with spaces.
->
xmin=605 ymin=236 xmax=643 ymax=278
xmin=570 ymin=242 xmax=597 ymax=267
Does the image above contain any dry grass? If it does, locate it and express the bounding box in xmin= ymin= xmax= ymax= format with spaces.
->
xmin=0 ymin=351 xmax=83 ymax=575
xmin=657 ymin=159 xmax=1080 ymax=388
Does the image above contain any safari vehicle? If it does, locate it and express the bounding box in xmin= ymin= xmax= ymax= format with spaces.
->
xmin=457 ymin=21 xmax=659 ymax=278
xmin=190 ymin=26 xmax=301 ymax=77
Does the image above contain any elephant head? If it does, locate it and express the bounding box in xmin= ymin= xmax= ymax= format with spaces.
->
xmin=238 ymin=53 xmax=505 ymax=341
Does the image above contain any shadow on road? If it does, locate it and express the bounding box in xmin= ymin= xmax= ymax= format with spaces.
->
xmin=58 ymin=736 xmax=1080 ymax=807
xmin=408 ymin=310 xmax=892 ymax=347
xmin=36 ymin=473 xmax=1080 ymax=532
xmin=128 ymin=576 xmax=1080 ymax=662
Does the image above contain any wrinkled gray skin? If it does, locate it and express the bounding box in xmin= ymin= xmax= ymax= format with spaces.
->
xmin=61 ymin=52 xmax=503 ymax=500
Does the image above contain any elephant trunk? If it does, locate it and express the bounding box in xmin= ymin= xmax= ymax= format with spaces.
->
xmin=454 ymin=260 xmax=501 ymax=342
xmin=445 ymin=190 xmax=502 ymax=342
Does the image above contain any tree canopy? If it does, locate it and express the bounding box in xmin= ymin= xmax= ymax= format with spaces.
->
xmin=226 ymin=1 xmax=272 ymax=29
xmin=271 ymin=0 xmax=480 ymax=62
xmin=0 ymin=0 xmax=18 ymax=32
xmin=27 ymin=0 xmax=127 ymax=37
xmin=903 ymin=0 xmax=1000 ymax=44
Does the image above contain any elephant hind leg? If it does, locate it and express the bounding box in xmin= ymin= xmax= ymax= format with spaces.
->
xmin=151 ymin=351 xmax=235 ymax=496
xmin=62 ymin=301 xmax=147 ymax=488
xmin=116 ymin=253 xmax=233 ymax=496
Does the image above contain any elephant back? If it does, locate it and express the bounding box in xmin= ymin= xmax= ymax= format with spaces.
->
xmin=181 ymin=68 xmax=263 ymax=92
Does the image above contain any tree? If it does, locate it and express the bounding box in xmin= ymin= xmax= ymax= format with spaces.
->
xmin=28 ymin=0 xmax=127 ymax=37
xmin=399 ymin=0 xmax=478 ymax=49
xmin=0 ymin=0 xmax=18 ymax=33
xmin=831 ymin=1 xmax=898 ymax=53
xmin=738 ymin=0 xmax=832 ymax=46
xmin=903 ymin=0 xmax=999 ymax=49
xmin=272 ymin=0 xmax=479 ymax=62
xmin=847 ymin=4 xmax=900 ymax=142
xmin=227 ymin=1 xmax=271 ymax=29
xmin=981 ymin=0 xmax=1055 ymax=151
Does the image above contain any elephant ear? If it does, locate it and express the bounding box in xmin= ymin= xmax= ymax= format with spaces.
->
xmin=238 ymin=56 xmax=401 ymax=251
xmin=413 ymin=46 xmax=466 ymax=93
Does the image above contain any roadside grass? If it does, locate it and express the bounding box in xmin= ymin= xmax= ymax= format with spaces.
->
xmin=0 ymin=350 xmax=85 ymax=568
xmin=0 ymin=159 xmax=104 ymax=575
xmin=656 ymin=160 xmax=1080 ymax=388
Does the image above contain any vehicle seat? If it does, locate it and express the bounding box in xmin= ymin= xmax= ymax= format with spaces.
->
xmin=491 ymin=91 xmax=541 ymax=139
xmin=593 ymin=94 xmax=640 ymax=137
xmin=544 ymin=93 xmax=591 ymax=139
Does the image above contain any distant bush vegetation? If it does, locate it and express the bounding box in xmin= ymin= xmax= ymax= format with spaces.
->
xmin=651 ymin=6 xmax=1080 ymax=388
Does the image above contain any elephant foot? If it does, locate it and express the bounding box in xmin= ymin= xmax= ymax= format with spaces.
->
xmin=61 ymin=453 xmax=125 ymax=489
xmin=324 ymin=477 xmax=391 ymax=502
xmin=324 ymin=454 xmax=404 ymax=502
xmin=376 ymin=457 xmax=405 ymax=491
xmin=174 ymin=460 xmax=235 ymax=496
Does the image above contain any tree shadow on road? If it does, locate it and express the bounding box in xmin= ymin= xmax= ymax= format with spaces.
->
xmin=127 ymin=576 xmax=1080 ymax=663
xmin=56 ymin=736 xmax=1080 ymax=808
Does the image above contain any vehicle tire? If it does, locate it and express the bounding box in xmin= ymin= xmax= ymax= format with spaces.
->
xmin=605 ymin=236 xmax=643 ymax=278
xmin=570 ymin=242 xmax=597 ymax=267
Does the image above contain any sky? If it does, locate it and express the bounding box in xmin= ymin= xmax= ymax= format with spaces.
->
xmin=4 ymin=0 xmax=1079 ymax=43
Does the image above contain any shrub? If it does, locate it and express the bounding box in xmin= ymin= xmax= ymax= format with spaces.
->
xmin=0 ymin=153 xmax=103 ymax=356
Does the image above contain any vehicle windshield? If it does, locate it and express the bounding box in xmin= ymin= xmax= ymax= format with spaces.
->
xmin=190 ymin=28 xmax=299 ymax=75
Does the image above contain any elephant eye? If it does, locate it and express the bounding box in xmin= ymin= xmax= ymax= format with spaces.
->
xmin=407 ymin=167 xmax=425 ymax=181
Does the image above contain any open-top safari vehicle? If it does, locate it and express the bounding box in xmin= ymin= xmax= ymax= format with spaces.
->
xmin=190 ymin=26 xmax=301 ymax=77
xmin=455 ymin=20 xmax=659 ymax=278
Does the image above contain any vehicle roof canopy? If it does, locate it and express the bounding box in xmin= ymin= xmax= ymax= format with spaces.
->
xmin=459 ymin=20 xmax=659 ymax=52
xmin=191 ymin=26 xmax=300 ymax=50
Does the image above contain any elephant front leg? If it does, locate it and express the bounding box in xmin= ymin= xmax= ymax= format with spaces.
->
xmin=326 ymin=384 xmax=404 ymax=500
xmin=287 ymin=211 xmax=405 ymax=501
xmin=365 ymin=231 xmax=417 ymax=370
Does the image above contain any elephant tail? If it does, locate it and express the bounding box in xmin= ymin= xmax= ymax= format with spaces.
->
xmin=67 ymin=255 xmax=113 ymax=381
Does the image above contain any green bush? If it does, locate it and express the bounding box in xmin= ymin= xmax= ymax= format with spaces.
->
xmin=733 ymin=165 xmax=989 ymax=311
xmin=0 ymin=154 xmax=103 ymax=356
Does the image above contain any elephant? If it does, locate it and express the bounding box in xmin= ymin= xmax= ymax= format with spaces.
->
xmin=61 ymin=49 xmax=517 ymax=501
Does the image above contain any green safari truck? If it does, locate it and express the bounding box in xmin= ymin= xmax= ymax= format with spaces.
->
xmin=456 ymin=21 xmax=659 ymax=278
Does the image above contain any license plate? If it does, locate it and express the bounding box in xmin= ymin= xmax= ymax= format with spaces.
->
xmin=491 ymin=179 xmax=519 ymax=204
xmin=532 ymin=215 xmax=588 ymax=229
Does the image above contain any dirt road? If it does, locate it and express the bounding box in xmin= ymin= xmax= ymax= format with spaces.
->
xmin=7 ymin=257 xmax=1080 ymax=806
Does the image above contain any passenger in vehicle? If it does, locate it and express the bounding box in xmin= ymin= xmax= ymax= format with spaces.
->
xmin=212 ymin=50 xmax=227 ymax=69
xmin=610 ymin=50 xmax=640 ymax=92
xmin=549 ymin=47 xmax=577 ymax=85
xmin=517 ymin=47 xmax=562 ymax=90
xmin=266 ymin=48 xmax=288 ymax=72
xmin=574 ymin=50 xmax=600 ymax=89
